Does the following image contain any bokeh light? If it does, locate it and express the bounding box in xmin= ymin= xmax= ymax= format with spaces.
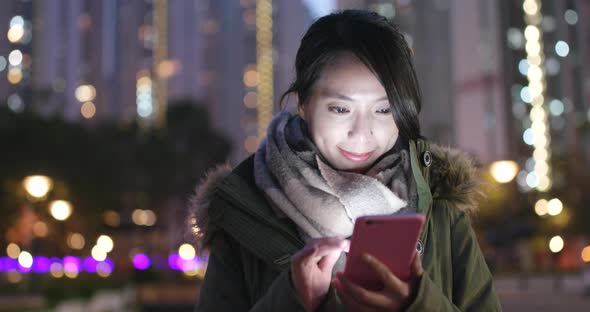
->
xmin=582 ymin=246 xmax=590 ymax=263
xmin=83 ymin=257 xmax=97 ymax=273
xmin=75 ymin=84 xmax=96 ymax=102
xmin=549 ymin=236 xmax=564 ymax=253
xmin=67 ymin=233 xmax=85 ymax=250
xmin=17 ymin=251 xmax=33 ymax=268
xmin=81 ymin=102 xmax=96 ymax=119
xmin=91 ymin=245 xmax=107 ymax=262
xmin=50 ymin=261 xmax=64 ymax=278
xmin=31 ymin=257 xmax=50 ymax=273
xmin=546 ymin=198 xmax=563 ymax=216
xmin=133 ymin=253 xmax=151 ymax=270
xmin=6 ymin=243 xmax=21 ymax=259
xmin=489 ymin=160 xmax=519 ymax=183
xmin=8 ymin=50 xmax=23 ymax=66
xmin=32 ymin=221 xmax=49 ymax=238
xmin=49 ymin=200 xmax=73 ymax=221
xmin=534 ymin=199 xmax=548 ymax=216
xmin=97 ymin=235 xmax=114 ymax=253
xmin=178 ymin=244 xmax=196 ymax=261
xmin=555 ymin=41 xmax=569 ymax=57
xmin=96 ymin=261 xmax=113 ymax=278
xmin=23 ymin=176 xmax=53 ymax=199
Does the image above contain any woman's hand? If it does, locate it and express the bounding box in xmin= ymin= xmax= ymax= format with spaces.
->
xmin=291 ymin=238 xmax=350 ymax=312
xmin=333 ymin=253 xmax=423 ymax=311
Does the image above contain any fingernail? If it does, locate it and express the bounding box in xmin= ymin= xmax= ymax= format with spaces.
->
xmin=362 ymin=253 xmax=372 ymax=261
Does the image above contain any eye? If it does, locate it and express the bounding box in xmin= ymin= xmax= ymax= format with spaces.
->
xmin=329 ymin=106 xmax=350 ymax=114
xmin=376 ymin=107 xmax=392 ymax=114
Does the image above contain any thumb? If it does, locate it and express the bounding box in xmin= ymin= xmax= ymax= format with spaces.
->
xmin=411 ymin=253 xmax=423 ymax=277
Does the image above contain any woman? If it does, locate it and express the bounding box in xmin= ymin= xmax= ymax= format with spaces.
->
xmin=190 ymin=10 xmax=501 ymax=311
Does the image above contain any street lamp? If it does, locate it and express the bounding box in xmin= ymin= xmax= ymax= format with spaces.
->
xmin=22 ymin=175 xmax=53 ymax=200
xmin=490 ymin=160 xmax=519 ymax=183
xmin=49 ymin=200 xmax=73 ymax=221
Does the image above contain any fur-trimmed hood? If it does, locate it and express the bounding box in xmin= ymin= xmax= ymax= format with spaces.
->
xmin=186 ymin=143 xmax=482 ymax=248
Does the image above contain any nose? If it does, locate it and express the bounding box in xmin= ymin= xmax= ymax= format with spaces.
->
xmin=347 ymin=113 xmax=374 ymax=143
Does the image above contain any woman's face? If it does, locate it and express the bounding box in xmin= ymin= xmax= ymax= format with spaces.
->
xmin=299 ymin=52 xmax=399 ymax=172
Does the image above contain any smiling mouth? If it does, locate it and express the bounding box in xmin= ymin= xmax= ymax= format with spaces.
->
xmin=338 ymin=148 xmax=374 ymax=162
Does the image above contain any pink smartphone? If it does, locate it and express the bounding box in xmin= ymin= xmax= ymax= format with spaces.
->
xmin=343 ymin=214 xmax=425 ymax=291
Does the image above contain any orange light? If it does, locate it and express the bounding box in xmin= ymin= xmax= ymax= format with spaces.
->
xmin=582 ymin=246 xmax=590 ymax=263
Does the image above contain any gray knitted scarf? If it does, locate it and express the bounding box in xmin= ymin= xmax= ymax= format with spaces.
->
xmin=254 ymin=111 xmax=417 ymax=243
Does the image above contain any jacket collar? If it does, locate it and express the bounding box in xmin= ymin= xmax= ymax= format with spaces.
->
xmin=188 ymin=141 xmax=481 ymax=246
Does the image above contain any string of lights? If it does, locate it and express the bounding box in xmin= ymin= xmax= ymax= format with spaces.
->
xmin=256 ymin=0 xmax=274 ymax=139
xmin=522 ymin=0 xmax=551 ymax=193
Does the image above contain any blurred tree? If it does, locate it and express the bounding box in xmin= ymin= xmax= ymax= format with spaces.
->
xmin=0 ymin=99 xmax=231 ymax=253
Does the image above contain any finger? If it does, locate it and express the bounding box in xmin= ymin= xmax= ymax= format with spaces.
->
xmin=362 ymin=254 xmax=410 ymax=298
xmin=337 ymin=273 xmax=393 ymax=309
xmin=342 ymin=239 xmax=351 ymax=253
xmin=318 ymin=250 xmax=342 ymax=272
xmin=333 ymin=279 xmax=366 ymax=311
xmin=292 ymin=245 xmax=316 ymax=262
xmin=309 ymin=237 xmax=348 ymax=249
xmin=411 ymin=253 xmax=423 ymax=277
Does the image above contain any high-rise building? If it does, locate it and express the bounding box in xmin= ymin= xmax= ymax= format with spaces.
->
xmin=336 ymin=0 xmax=510 ymax=164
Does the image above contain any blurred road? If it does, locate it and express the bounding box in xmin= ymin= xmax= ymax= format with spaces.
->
xmin=496 ymin=275 xmax=590 ymax=311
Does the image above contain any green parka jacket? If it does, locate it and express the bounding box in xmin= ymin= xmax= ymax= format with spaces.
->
xmin=190 ymin=140 xmax=502 ymax=311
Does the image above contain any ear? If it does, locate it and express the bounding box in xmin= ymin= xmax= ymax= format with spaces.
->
xmin=296 ymin=94 xmax=306 ymax=120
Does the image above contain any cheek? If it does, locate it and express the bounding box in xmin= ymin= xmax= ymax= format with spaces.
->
xmin=376 ymin=122 xmax=399 ymax=148
xmin=311 ymin=121 xmax=346 ymax=149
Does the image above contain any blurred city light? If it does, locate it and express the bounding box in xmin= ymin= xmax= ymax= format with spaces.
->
xmin=49 ymin=200 xmax=73 ymax=221
xmin=0 ymin=56 xmax=6 ymax=72
xmin=178 ymin=244 xmax=196 ymax=261
xmin=7 ymin=24 xmax=25 ymax=43
xmin=31 ymin=256 xmax=50 ymax=273
xmin=103 ymin=210 xmax=121 ymax=227
xmin=6 ymin=243 xmax=21 ymax=259
xmin=9 ymin=16 xmax=24 ymax=27
xmin=22 ymin=175 xmax=53 ymax=199
xmin=32 ymin=221 xmax=49 ymax=238
xmin=564 ymin=10 xmax=578 ymax=25
xmin=17 ymin=251 xmax=33 ymax=268
xmin=132 ymin=209 xmax=157 ymax=226
xmin=582 ymin=246 xmax=590 ymax=263
xmin=63 ymin=256 xmax=81 ymax=274
xmin=96 ymin=261 xmax=113 ymax=278
xmin=555 ymin=41 xmax=570 ymax=57
xmin=549 ymin=99 xmax=565 ymax=116
xmin=546 ymin=198 xmax=563 ymax=216
xmin=75 ymin=84 xmax=96 ymax=103
xmin=7 ymin=67 xmax=23 ymax=84
xmin=549 ymin=236 xmax=564 ymax=253
xmin=490 ymin=160 xmax=519 ymax=183
xmin=97 ymin=235 xmax=114 ymax=253
xmin=8 ymin=49 xmax=23 ymax=66
xmin=83 ymin=257 xmax=97 ymax=273
xmin=91 ymin=245 xmax=107 ymax=262
xmin=7 ymin=271 xmax=22 ymax=283
xmin=133 ymin=253 xmax=151 ymax=270
xmin=49 ymin=262 xmax=64 ymax=278
xmin=81 ymin=101 xmax=97 ymax=119
xmin=534 ymin=199 xmax=548 ymax=216
xmin=67 ymin=232 xmax=85 ymax=250
xmin=136 ymin=72 xmax=154 ymax=118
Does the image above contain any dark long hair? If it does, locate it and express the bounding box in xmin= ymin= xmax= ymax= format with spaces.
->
xmin=281 ymin=10 xmax=423 ymax=140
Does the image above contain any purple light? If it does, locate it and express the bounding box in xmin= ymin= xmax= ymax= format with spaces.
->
xmin=168 ymin=254 xmax=180 ymax=270
xmin=18 ymin=264 xmax=31 ymax=273
xmin=63 ymin=256 xmax=81 ymax=273
xmin=96 ymin=261 xmax=113 ymax=274
xmin=132 ymin=253 xmax=151 ymax=270
xmin=32 ymin=257 xmax=50 ymax=273
xmin=83 ymin=257 xmax=97 ymax=273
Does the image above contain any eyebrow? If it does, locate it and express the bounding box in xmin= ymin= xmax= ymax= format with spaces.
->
xmin=321 ymin=90 xmax=389 ymax=102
